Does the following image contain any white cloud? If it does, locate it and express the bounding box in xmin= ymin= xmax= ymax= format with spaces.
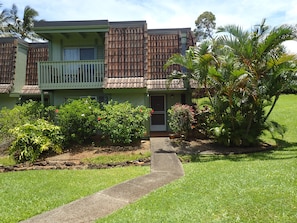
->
xmin=283 ymin=40 xmax=297 ymax=54
xmin=1 ymin=0 xmax=297 ymax=30
xmin=2 ymin=0 xmax=297 ymax=53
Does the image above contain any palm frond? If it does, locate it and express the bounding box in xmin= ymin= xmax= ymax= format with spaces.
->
xmin=258 ymin=25 xmax=296 ymax=58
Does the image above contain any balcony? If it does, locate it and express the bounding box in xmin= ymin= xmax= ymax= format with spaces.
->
xmin=38 ymin=60 xmax=104 ymax=90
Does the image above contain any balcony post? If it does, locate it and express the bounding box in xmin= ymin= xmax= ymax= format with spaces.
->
xmin=41 ymin=90 xmax=44 ymax=105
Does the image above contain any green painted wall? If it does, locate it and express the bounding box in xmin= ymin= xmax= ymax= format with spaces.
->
xmin=50 ymin=89 xmax=105 ymax=106
xmin=104 ymin=88 xmax=148 ymax=105
xmin=109 ymin=93 xmax=147 ymax=106
xmin=0 ymin=95 xmax=18 ymax=109
xmin=13 ymin=42 xmax=28 ymax=94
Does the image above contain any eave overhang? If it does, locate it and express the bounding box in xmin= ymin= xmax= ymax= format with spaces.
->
xmin=34 ymin=20 xmax=109 ymax=40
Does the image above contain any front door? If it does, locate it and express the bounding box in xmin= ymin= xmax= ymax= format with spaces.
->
xmin=150 ymin=95 xmax=166 ymax=131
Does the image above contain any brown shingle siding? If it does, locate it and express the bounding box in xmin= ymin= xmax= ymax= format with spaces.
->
xmin=105 ymin=22 xmax=147 ymax=79
xmin=26 ymin=43 xmax=48 ymax=85
xmin=0 ymin=84 xmax=13 ymax=93
xmin=104 ymin=77 xmax=145 ymax=89
xmin=0 ymin=38 xmax=17 ymax=85
xmin=147 ymin=32 xmax=181 ymax=80
xmin=186 ymin=30 xmax=196 ymax=49
xmin=147 ymin=79 xmax=185 ymax=90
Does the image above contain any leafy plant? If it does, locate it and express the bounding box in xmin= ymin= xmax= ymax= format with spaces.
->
xmin=9 ymin=119 xmax=64 ymax=163
xmin=0 ymin=100 xmax=44 ymax=142
xmin=98 ymin=101 xmax=151 ymax=144
xmin=55 ymin=98 xmax=100 ymax=145
xmin=168 ymin=103 xmax=195 ymax=138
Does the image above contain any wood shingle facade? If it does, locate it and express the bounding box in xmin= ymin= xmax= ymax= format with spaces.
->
xmin=0 ymin=38 xmax=18 ymax=93
xmin=22 ymin=43 xmax=48 ymax=95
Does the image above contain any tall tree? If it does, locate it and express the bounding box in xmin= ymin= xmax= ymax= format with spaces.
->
xmin=0 ymin=3 xmax=9 ymax=35
xmin=194 ymin=11 xmax=216 ymax=42
xmin=7 ymin=4 xmax=39 ymax=40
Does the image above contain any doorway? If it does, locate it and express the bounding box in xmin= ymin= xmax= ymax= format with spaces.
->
xmin=150 ymin=95 xmax=166 ymax=131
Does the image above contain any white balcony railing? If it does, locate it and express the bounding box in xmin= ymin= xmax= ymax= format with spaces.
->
xmin=38 ymin=60 xmax=104 ymax=90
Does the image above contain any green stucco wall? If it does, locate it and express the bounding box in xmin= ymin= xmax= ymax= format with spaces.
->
xmin=49 ymin=89 xmax=105 ymax=106
xmin=0 ymin=95 xmax=18 ymax=109
xmin=13 ymin=42 xmax=28 ymax=94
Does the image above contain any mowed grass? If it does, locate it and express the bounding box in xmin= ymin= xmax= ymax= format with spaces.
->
xmin=97 ymin=94 xmax=297 ymax=223
xmin=0 ymin=166 xmax=149 ymax=223
xmin=0 ymin=156 xmax=15 ymax=166
xmin=83 ymin=151 xmax=151 ymax=164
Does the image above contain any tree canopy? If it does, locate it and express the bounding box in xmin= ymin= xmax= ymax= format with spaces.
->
xmin=194 ymin=11 xmax=216 ymax=42
xmin=0 ymin=2 xmax=39 ymax=40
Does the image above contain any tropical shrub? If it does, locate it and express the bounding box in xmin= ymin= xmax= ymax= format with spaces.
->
xmin=55 ymin=98 xmax=100 ymax=145
xmin=167 ymin=103 xmax=195 ymax=138
xmin=0 ymin=100 xmax=44 ymax=142
xmin=193 ymin=104 xmax=212 ymax=138
xmin=9 ymin=119 xmax=64 ymax=163
xmin=98 ymin=101 xmax=151 ymax=144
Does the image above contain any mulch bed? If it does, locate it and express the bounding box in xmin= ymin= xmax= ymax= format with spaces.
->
xmin=0 ymin=158 xmax=151 ymax=173
xmin=0 ymin=138 xmax=274 ymax=172
xmin=171 ymin=139 xmax=274 ymax=155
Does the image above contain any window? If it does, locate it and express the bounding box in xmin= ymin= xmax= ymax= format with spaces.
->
xmin=64 ymin=48 xmax=95 ymax=61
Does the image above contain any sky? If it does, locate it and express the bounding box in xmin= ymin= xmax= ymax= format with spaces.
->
xmin=1 ymin=0 xmax=297 ymax=51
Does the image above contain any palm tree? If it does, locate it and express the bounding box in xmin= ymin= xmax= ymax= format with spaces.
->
xmin=0 ymin=3 xmax=10 ymax=35
xmin=7 ymin=4 xmax=39 ymax=40
xmin=165 ymin=20 xmax=297 ymax=146
xmin=216 ymin=20 xmax=297 ymax=120
xmin=213 ymin=20 xmax=297 ymax=146
xmin=164 ymin=41 xmax=217 ymax=102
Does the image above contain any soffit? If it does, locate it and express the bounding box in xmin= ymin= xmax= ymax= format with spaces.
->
xmin=34 ymin=20 xmax=109 ymax=40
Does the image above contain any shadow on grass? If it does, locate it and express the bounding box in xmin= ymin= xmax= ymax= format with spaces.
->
xmin=177 ymin=139 xmax=297 ymax=163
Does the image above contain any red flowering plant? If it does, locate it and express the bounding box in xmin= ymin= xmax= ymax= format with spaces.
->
xmin=167 ymin=103 xmax=195 ymax=139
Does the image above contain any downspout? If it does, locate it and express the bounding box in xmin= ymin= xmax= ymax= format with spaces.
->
xmin=181 ymin=32 xmax=191 ymax=104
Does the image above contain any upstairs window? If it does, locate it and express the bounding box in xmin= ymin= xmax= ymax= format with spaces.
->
xmin=64 ymin=48 xmax=95 ymax=61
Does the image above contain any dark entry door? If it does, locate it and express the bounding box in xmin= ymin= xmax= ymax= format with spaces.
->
xmin=150 ymin=95 xmax=166 ymax=131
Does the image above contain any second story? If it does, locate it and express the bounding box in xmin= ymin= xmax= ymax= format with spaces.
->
xmin=33 ymin=19 xmax=195 ymax=91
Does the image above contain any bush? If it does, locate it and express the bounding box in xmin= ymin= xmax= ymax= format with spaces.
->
xmin=9 ymin=119 xmax=64 ymax=163
xmin=98 ymin=101 xmax=151 ymax=144
xmin=55 ymin=98 xmax=100 ymax=145
xmin=168 ymin=103 xmax=195 ymax=138
xmin=193 ymin=105 xmax=212 ymax=138
xmin=0 ymin=100 xmax=44 ymax=142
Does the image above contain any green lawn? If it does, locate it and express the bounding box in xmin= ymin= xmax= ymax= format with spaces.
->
xmin=0 ymin=167 xmax=149 ymax=223
xmin=97 ymin=94 xmax=297 ymax=223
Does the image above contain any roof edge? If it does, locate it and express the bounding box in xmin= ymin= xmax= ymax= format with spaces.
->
xmin=34 ymin=20 xmax=109 ymax=28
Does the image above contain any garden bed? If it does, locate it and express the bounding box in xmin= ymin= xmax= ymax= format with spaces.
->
xmin=0 ymin=140 xmax=151 ymax=172
xmin=171 ymin=138 xmax=274 ymax=155
xmin=0 ymin=137 xmax=275 ymax=173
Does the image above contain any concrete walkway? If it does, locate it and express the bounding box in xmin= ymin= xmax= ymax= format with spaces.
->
xmin=22 ymin=137 xmax=184 ymax=223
